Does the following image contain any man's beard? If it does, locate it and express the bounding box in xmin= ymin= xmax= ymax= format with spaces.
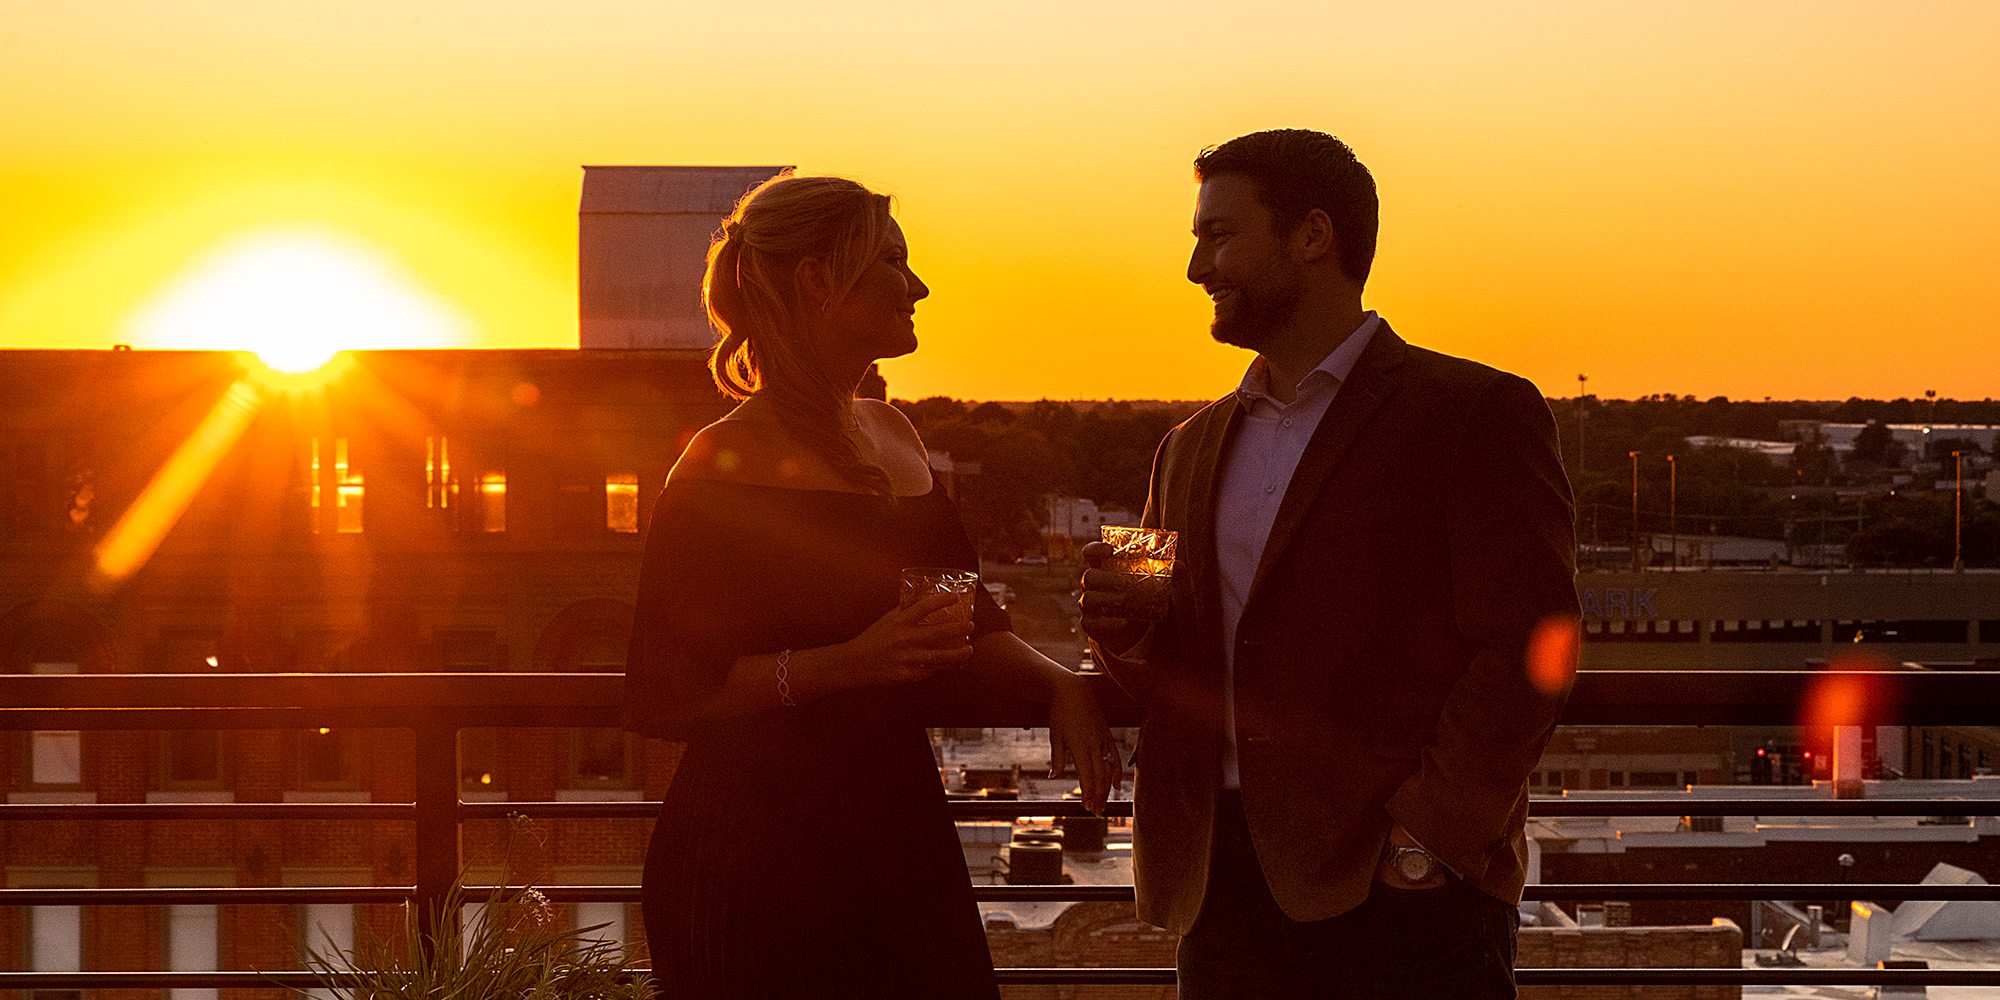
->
xmin=1209 ymin=274 xmax=1303 ymax=352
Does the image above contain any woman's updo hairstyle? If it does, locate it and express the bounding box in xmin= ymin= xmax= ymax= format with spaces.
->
xmin=704 ymin=173 xmax=895 ymax=495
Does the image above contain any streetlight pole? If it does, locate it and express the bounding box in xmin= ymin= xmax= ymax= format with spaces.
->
xmin=1576 ymin=374 xmax=1589 ymax=482
xmin=1954 ymin=450 xmax=1965 ymax=571
xmin=1667 ymin=454 xmax=1678 ymax=570
xmin=1576 ymin=373 xmax=1591 ymax=552
xmin=1629 ymin=450 xmax=1642 ymax=571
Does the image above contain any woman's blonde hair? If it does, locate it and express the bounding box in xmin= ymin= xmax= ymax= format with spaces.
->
xmin=703 ymin=174 xmax=895 ymax=495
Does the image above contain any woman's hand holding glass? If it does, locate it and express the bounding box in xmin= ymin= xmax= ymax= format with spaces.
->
xmin=839 ymin=592 xmax=975 ymax=686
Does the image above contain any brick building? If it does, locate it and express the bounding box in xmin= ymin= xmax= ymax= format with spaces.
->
xmin=1 ymin=344 xmax=729 ymax=994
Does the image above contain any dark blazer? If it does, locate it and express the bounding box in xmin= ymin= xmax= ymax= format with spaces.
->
xmin=1105 ymin=322 xmax=1578 ymax=935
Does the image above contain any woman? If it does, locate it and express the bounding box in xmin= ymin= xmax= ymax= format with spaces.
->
xmin=626 ymin=173 xmax=1121 ymax=999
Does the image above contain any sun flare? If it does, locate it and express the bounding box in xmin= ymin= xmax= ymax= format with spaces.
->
xmin=124 ymin=229 xmax=471 ymax=370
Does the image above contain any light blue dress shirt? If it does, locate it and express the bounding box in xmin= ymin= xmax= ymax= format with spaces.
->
xmin=1214 ymin=312 xmax=1382 ymax=789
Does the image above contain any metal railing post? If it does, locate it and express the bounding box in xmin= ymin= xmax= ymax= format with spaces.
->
xmin=412 ymin=723 xmax=462 ymax=954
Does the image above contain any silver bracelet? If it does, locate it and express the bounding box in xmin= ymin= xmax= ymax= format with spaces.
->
xmin=776 ymin=649 xmax=797 ymax=707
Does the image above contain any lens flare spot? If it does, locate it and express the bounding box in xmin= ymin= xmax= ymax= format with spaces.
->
xmin=1801 ymin=651 xmax=1899 ymax=731
xmin=511 ymin=382 xmax=541 ymax=407
xmin=1527 ymin=615 xmax=1581 ymax=696
xmin=715 ymin=449 xmax=742 ymax=473
xmin=91 ymin=380 xmax=263 ymax=589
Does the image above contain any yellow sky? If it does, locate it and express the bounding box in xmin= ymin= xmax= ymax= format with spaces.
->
xmin=3 ymin=1 xmax=1996 ymax=401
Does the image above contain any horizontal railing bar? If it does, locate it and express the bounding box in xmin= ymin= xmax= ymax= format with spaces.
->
xmin=974 ymin=885 xmax=1136 ymax=902
xmin=480 ymin=798 xmax=2000 ymax=822
xmin=996 ymin=968 xmax=2000 ymax=986
xmin=0 ymin=887 xmax=413 ymax=905
xmin=3 ymin=797 xmax=1994 ymax=825
xmin=974 ymin=883 xmax=2000 ymax=902
xmin=937 ymin=798 xmax=2000 ymax=819
xmin=991 ymin=968 xmax=1179 ymax=985
xmin=14 ymin=882 xmax=2000 ymax=908
xmin=461 ymin=801 xmax=663 ymax=820
xmin=1525 ymin=882 xmax=2000 ymax=901
xmin=461 ymin=884 xmax=642 ymax=903
xmin=1516 ymin=969 xmax=2000 ymax=986
xmin=1528 ymin=799 xmax=2000 ymax=816
xmin=5 ymin=670 xmax=2000 ymax=729
xmin=8 ymin=968 xmax=2000 ymax=989
xmin=0 ymin=973 xmax=332 ymax=989
xmin=0 ymin=803 xmax=412 ymax=821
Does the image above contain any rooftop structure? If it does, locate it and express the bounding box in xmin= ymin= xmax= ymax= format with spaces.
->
xmin=577 ymin=165 xmax=788 ymax=350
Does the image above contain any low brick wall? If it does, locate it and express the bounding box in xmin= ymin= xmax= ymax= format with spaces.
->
xmin=1518 ymin=919 xmax=1742 ymax=1000
xmin=992 ymin=907 xmax=1742 ymax=1000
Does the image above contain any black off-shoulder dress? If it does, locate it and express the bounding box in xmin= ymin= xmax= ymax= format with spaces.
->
xmin=626 ymin=477 xmax=1009 ymax=1000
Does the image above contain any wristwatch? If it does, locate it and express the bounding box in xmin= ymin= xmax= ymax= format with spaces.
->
xmin=1381 ymin=841 xmax=1443 ymax=883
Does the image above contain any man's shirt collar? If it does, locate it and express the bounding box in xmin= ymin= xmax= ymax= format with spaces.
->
xmin=1235 ymin=311 xmax=1382 ymax=408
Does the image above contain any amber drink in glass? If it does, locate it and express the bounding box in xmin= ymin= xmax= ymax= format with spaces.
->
xmin=1098 ymin=526 xmax=1177 ymax=621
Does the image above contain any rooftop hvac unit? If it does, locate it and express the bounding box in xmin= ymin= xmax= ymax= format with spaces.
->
xmin=1004 ymin=840 xmax=1064 ymax=885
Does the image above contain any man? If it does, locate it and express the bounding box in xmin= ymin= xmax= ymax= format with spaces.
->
xmin=1081 ymin=129 xmax=1578 ymax=998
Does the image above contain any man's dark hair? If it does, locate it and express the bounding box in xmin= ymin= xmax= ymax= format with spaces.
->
xmin=1194 ymin=129 xmax=1378 ymax=285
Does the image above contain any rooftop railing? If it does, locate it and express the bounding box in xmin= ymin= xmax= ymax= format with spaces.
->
xmin=4 ymin=668 xmax=2000 ymax=991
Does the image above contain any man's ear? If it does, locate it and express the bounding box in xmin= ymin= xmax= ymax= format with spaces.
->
xmin=1293 ymin=208 xmax=1336 ymax=263
xmin=795 ymin=257 xmax=835 ymax=309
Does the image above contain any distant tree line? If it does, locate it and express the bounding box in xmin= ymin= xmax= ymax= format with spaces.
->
xmin=899 ymin=394 xmax=2000 ymax=567
xmin=897 ymin=398 xmax=1196 ymax=558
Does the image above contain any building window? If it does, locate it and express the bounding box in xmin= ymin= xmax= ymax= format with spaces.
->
xmin=606 ymin=474 xmax=639 ymax=533
xmin=573 ymin=901 xmax=627 ymax=959
xmin=162 ymin=730 xmax=224 ymax=788
xmin=3 ymin=439 xmax=53 ymax=540
xmin=27 ymin=661 xmax=83 ymax=787
xmin=334 ymin=439 xmax=363 ymax=534
xmin=167 ymin=904 xmax=220 ymax=1000
xmin=296 ymin=729 xmax=361 ymax=789
xmin=28 ymin=904 xmax=82 ymax=973
xmin=308 ymin=438 xmax=364 ymax=534
xmin=1628 ymin=771 xmax=1682 ymax=788
xmin=426 ymin=436 xmax=456 ymax=511
xmin=567 ymin=731 xmax=632 ymax=787
xmin=477 ymin=473 xmax=507 ymax=532
xmin=460 ymin=729 xmax=504 ymax=792
xmin=461 ymin=900 xmax=485 ymax=954
xmin=298 ymin=903 xmax=354 ymax=1000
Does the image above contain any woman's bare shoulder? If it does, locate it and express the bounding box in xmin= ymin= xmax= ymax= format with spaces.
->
xmin=854 ymin=398 xmax=925 ymax=448
xmin=853 ymin=400 xmax=933 ymax=494
xmin=668 ymin=418 xmax=783 ymax=486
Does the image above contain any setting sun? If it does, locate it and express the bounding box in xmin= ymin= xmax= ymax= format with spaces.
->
xmin=123 ymin=229 xmax=471 ymax=372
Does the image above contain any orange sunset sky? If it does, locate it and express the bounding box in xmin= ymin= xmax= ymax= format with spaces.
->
xmin=2 ymin=1 xmax=1995 ymax=401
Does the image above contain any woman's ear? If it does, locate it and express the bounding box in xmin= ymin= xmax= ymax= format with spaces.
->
xmin=794 ymin=257 xmax=835 ymax=310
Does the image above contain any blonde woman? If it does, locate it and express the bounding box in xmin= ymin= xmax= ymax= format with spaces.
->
xmin=626 ymin=174 xmax=1121 ymax=998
